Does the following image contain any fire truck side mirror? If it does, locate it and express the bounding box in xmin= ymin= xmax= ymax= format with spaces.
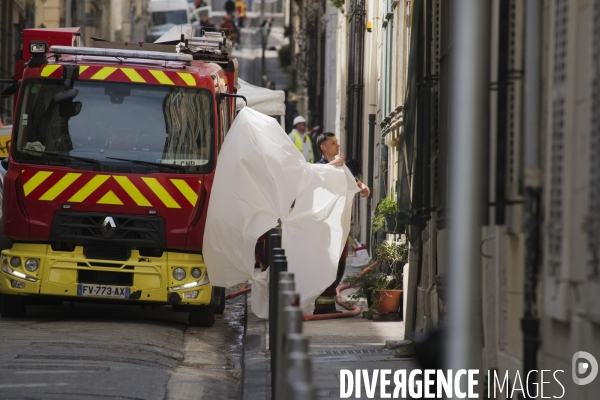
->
xmin=1 ymin=80 xmax=20 ymax=98
xmin=58 ymin=101 xmax=82 ymax=119
xmin=55 ymin=88 xmax=79 ymax=104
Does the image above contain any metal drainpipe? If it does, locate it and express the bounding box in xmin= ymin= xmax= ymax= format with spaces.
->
xmin=65 ymin=0 xmax=72 ymax=27
xmin=378 ymin=138 xmax=388 ymax=247
xmin=522 ymin=0 xmax=541 ymax=397
xmin=367 ymin=114 xmax=375 ymax=254
xmin=446 ymin=0 xmax=490 ymax=396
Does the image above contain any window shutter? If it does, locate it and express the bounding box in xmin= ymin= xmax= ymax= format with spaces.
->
xmin=544 ymin=0 xmax=570 ymax=321
xmin=587 ymin=0 xmax=600 ymax=323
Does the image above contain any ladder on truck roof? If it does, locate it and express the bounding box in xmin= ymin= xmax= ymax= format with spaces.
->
xmin=50 ymin=31 xmax=233 ymax=66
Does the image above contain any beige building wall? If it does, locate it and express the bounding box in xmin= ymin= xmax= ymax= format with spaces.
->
xmin=35 ymin=0 xmax=61 ymax=28
xmin=539 ymin=0 xmax=600 ymax=397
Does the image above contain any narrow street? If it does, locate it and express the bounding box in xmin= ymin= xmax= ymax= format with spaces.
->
xmin=0 ymin=299 xmax=244 ymax=400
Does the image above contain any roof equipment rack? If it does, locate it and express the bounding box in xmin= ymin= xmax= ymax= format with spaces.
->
xmin=49 ymin=45 xmax=193 ymax=64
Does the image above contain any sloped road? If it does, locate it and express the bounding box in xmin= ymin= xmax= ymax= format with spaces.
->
xmin=0 ymin=299 xmax=244 ymax=400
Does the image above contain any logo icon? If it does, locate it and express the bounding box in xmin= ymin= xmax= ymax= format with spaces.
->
xmin=572 ymin=351 xmax=598 ymax=385
xmin=100 ymin=216 xmax=117 ymax=238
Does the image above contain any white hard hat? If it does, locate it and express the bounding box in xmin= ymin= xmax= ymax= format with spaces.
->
xmin=293 ymin=116 xmax=306 ymax=126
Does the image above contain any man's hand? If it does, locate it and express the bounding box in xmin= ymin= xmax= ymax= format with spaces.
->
xmin=357 ymin=180 xmax=370 ymax=197
xmin=328 ymin=156 xmax=345 ymax=167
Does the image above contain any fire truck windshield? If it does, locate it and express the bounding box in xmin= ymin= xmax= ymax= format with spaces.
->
xmin=13 ymin=78 xmax=214 ymax=173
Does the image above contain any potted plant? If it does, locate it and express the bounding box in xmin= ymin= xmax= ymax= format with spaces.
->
xmin=341 ymin=264 xmax=381 ymax=311
xmin=371 ymin=197 xmax=406 ymax=234
xmin=373 ymin=240 xmax=407 ymax=314
xmin=342 ymin=240 xmax=408 ymax=316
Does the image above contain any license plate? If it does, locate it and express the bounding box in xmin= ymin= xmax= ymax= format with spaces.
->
xmin=77 ymin=284 xmax=130 ymax=298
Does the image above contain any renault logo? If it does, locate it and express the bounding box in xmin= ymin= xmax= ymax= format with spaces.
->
xmin=101 ymin=216 xmax=117 ymax=238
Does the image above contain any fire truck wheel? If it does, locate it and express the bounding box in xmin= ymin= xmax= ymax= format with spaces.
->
xmin=214 ymin=287 xmax=226 ymax=314
xmin=0 ymin=294 xmax=26 ymax=318
xmin=188 ymin=305 xmax=215 ymax=327
xmin=0 ymin=219 xmax=13 ymax=251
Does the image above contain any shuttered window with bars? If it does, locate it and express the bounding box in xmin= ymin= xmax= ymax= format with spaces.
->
xmin=544 ymin=0 xmax=570 ymax=321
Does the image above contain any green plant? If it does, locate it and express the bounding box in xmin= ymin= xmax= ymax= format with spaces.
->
xmin=375 ymin=240 xmax=408 ymax=265
xmin=278 ymin=44 xmax=291 ymax=68
xmin=371 ymin=214 xmax=385 ymax=232
xmin=371 ymin=197 xmax=398 ymax=233
xmin=341 ymin=266 xmax=381 ymax=309
xmin=329 ymin=0 xmax=345 ymax=12
xmin=342 ymin=240 xmax=406 ymax=306
xmin=374 ymin=241 xmax=405 ymax=290
xmin=377 ymin=197 xmax=398 ymax=214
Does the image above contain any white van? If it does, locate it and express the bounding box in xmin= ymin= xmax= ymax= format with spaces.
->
xmin=146 ymin=0 xmax=191 ymax=43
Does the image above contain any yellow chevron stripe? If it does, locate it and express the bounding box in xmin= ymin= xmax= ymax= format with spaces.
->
xmin=114 ymin=176 xmax=152 ymax=206
xmin=39 ymin=173 xmax=82 ymax=201
xmin=90 ymin=67 xmax=117 ymax=80
xmin=97 ymin=190 xmax=123 ymax=205
xmin=170 ymin=179 xmax=197 ymax=206
xmin=121 ymin=68 xmax=146 ymax=83
xmin=142 ymin=177 xmax=180 ymax=208
xmin=178 ymin=72 xmax=196 ymax=86
xmin=23 ymin=171 xmax=53 ymax=196
xmin=149 ymin=70 xmax=174 ymax=85
xmin=68 ymin=175 xmax=111 ymax=202
xmin=41 ymin=65 xmax=61 ymax=77
xmin=79 ymin=66 xmax=90 ymax=74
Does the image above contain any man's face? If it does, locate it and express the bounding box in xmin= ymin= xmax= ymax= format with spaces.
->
xmin=320 ymin=136 xmax=340 ymax=157
xmin=295 ymin=122 xmax=306 ymax=134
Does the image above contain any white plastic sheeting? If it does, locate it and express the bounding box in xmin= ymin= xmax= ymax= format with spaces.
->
xmin=235 ymin=79 xmax=285 ymax=116
xmin=203 ymin=107 xmax=358 ymax=317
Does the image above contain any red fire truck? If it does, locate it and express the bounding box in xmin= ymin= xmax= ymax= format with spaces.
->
xmin=0 ymin=27 xmax=242 ymax=327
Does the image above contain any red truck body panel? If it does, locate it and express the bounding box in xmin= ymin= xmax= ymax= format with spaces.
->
xmin=4 ymin=29 xmax=236 ymax=253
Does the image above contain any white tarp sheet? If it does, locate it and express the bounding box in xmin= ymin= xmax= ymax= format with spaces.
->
xmin=203 ymin=107 xmax=358 ymax=317
xmin=235 ymin=79 xmax=285 ymax=116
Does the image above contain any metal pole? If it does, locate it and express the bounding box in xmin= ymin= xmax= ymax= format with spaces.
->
xmin=260 ymin=0 xmax=265 ymax=84
xmin=446 ymin=0 xmax=490 ymax=397
xmin=367 ymin=114 xmax=375 ymax=255
xmin=66 ymin=0 xmax=73 ymax=27
xmin=275 ymin=292 xmax=300 ymax=400
xmin=281 ymin=307 xmax=304 ymax=399
xmin=129 ymin=1 xmax=136 ymax=42
xmin=522 ymin=1 xmax=541 ymax=397
xmin=272 ymin=273 xmax=294 ymax=398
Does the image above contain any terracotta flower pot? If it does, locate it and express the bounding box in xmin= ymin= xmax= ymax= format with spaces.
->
xmin=375 ymin=289 xmax=403 ymax=314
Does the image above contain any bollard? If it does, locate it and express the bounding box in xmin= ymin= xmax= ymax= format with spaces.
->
xmin=274 ymin=295 xmax=300 ymax=400
xmin=275 ymin=306 xmax=303 ymax=400
xmin=286 ymin=333 xmax=309 ymax=354
xmin=267 ymin=230 xmax=282 ymax=270
xmin=285 ymin=352 xmax=312 ymax=396
xmin=269 ymin=255 xmax=289 ymax=398
xmin=274 ymin=257 xmax=288 ymax=273
xmin=290 ymin=382 xmax=317 ymax=400
xmin=268 ymin=248 xmax=285 ymax=352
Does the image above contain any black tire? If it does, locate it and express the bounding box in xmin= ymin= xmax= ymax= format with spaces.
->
xmin=214 ymin=286 xmax=226 ymax=314
xmin=188 ymin=305 xmax=215 ymax=327
xmin=0 ymin=294 xmax=26 ymax=317
xmin=0 ymin=219 xmax=13 ymax=252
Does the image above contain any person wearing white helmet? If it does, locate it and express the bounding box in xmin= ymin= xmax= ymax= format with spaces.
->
xmin=288 ymin=115 xmax=314 ymax=163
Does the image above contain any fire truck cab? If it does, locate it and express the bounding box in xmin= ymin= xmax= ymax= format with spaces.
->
xmin=0 ymin=27 xmax=240 ymax=327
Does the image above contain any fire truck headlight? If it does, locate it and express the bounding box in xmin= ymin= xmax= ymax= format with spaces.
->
xmin=191 ymin=268 xmax=202 ymax=279
xmin=30 ymin=41 xmax=47 ymax=54
xmin=173 ymin=267 xmax=186 ymax=281
xmin=25 ymin=259 xmax=39 ymax=272
xmin=10 ymin=257 xmax=21 ymax=268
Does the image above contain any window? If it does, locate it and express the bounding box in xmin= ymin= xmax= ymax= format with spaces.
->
xmin=14 ymin=79 xmax=214 ymax=173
